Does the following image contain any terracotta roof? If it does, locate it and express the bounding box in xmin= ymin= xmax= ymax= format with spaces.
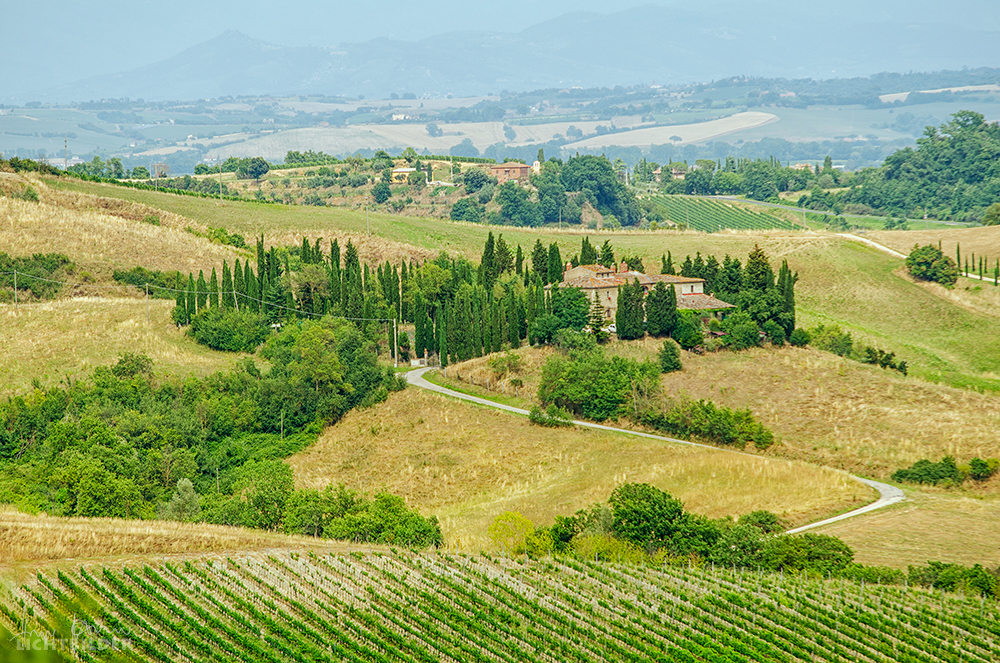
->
xmin=647 ymin=274 xmax=705 ymax=284
xmin=490 ymin=162 xmax=531 ymax=169
xmin=678 ymin=293 xmax=735 ymax=310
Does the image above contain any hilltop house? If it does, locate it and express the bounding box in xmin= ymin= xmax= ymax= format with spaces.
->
xmin=558 ymin=262 xmax=734 ymax=320
xmin=490 ymin=162 xmax=532 ymax=184
xmin=391 ymin=167 xmax=417 ymax=183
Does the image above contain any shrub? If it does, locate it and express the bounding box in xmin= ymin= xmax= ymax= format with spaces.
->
xmin=738 ymin=510 xmax=785 ymax=534
xmin=788 ymin=328 xmax=810 ymax=347
xmin=189 ymin=307 xmax=269 ymax=352
xmin=528 ymin=405 xmax=573 ymax=427
xmin=905 ymin=244 xmax=959 ymax=287
xmin=969 ymin=457 xmax=999 ymax=481
xmin=638 ymin=399 xmax=774 ymax=449
xmin=891 ymin=456 xmax=964 ymax=485
xmin=538 ymin=349 xmax=660 ymax=422
xmin=671 ymin=310 xmax=703 ymax=350
xmin=722 ymin=311 xmax=762 ymax=350
xmin=761 ymin=319 xmax=785 ymax=345
xmin=809 ymin=325 xmax=853 ymax=356
xmin=658 ymin=339 xmax=682 ymax=373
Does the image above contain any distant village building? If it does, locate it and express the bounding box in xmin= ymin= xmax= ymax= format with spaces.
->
xmin=490 ymin=162 xmax=532 ymax=184
xmin=670 ymin=167 xmax=686 ymax=181
xmin=558 ymin=262 xmax=734 ymax=320
xmin=391 ymin=167 xmax=417 ymax=183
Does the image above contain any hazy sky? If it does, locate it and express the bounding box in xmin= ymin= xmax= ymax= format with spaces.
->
xmin=6 ymin=0 xmax=998 ymax=96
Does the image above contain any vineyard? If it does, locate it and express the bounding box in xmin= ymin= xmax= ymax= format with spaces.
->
xmin=3 ymin=550 xmax=998 ymax=662
xmin=652 ymin=196 xmax=800 ymax=233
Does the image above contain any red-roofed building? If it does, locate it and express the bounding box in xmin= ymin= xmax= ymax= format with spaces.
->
xmin=490 ymin=162 xmax=532 ymax=184
xmin=557 ymin=263 xmax=734 ymax=320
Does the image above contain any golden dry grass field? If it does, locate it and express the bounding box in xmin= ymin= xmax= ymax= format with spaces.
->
xmin=443 ymin=342 xmax=1000 ymax=484
xmin=867 ymin=225 xmax=1000 ymax=264
xmin=815 ymin=491 xmax=1000 ymax=569
xmin=288 ymin=388 xmax=870 ymax=551
xmin=0 ymin=507 xmax=361 ymax=574
xmin=0 ymin=186 xmax=242 ymax=281
xmin=0 ymin=297 xmax=237 ymax=396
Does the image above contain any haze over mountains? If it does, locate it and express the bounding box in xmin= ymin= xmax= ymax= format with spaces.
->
xmin=9 ymin=1 xmax=1000 ymax=104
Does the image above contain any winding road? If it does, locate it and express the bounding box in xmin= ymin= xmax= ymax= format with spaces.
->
xmin=405 ymin=367 xmax=905 ymax=534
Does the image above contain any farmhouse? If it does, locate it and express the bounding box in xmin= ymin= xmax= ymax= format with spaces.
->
xmin=559 ymin=262 xmax=735 ymax=320
xmin=490 ymin=162 xmax=532 ymax=184
xmin=391 ymin=167 xmax=417 ymax=183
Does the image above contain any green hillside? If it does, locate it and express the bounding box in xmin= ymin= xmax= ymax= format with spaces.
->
xmin=5 ymin=551 xmax=998 ymax=663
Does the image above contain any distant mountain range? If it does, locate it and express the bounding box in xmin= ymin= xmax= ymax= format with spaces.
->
xmin=24 ymin=5 xmax=1000 ymax=103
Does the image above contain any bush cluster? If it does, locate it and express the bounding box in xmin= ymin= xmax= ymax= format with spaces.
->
xmin=637 ymin=399 xmax=774 ymax=449
xmin=891 ymin=455 xmax=998 ymax=486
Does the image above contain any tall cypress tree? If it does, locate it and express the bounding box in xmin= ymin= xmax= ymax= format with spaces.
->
xmin=515 ymin=245 xmax=524 ymax=275
xmin=599 ymin=240 xmax=615 ymax=268
xmin=439 ymin=302 xmax=450 ymax=367
xmin=506 ymin=287 xmax=520 ymax=348
xmin=481 ymin=232 xmax=497 ymax=289
xmin=196 ymin=271 xmax=208 ymax=311
xmin=256 ymin=235 xmax=267 ymax=295
xmin=414 ymin=291 xmax=428 ymax=359
xmin=186 ymin=274 xmax=196 ymax=322
xmin=221 ymin=261 xmax=235 ymax=309
xmin=209 ymin=268 xmax=219 ymax=309
xmin=646 ymin=282 xmax=676 ymax=337
xmin=531 ymin=239 xmax=548 ymax=281
xmin=778 ymin=260 xmax=797 ymax=335
xmin=491 ymin=299 xmax=503 ymax=353
xmin=581 ymin=237 xmax=597 ymax=265
xmin=344 ymin=241 xmax=363 ymax=318
xmin=244 ymin=261 xmax=258 ymax=309
xmin=661 ymin=252 xmax=675 ymax=275
xmin=233 ymin=260 xmax=244 ymax=307
xmin=616 ymin=279 xmax=645 ymax=340
xmin=547 ymin=242 xmax=563 ymax=285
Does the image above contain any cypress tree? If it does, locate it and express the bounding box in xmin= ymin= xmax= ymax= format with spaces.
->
xmin=301 ymin=237 xmax=311 ymax=264
xmin=491 ymin=299 xmax=503 ymax=353
xmin=703 ymin=255 xmax=720 ymax=293
xmin=680 ymin=255 xmax=694 ymax=277
xmin=219 ymin=262 xmax=232 ymax=309
xmin=778 ymin=260 xmax=797 ymax=335
xmin=414 ymin=291 xmax=428 ymax=358
xmin=531 ymin=239 xmax=548 ymax=281
xmin=186 ymin=274 xmax=196 ymax=322
xmin=515 ymin=245 xmax=524 ymax=275
xmin=547 ymin=242 xmax=563 ymax=285
xmin=743 ymin=245 xmax=775 ymax=291
xmin=399 ymin=260 xmax=408 ymax=321
xmin=599 ymin=240 xmax=615 ymax=267
xmin=196 ymin=270 xmax=208 ymax=311
xmin=581 ymin=237 xmax=598 ymax=265
xmin=209 ymin=268 xmax=219 ymax=309
xmin=660 ymin=252 xmax=675 ymax=275
xmin=233 ymin=260 xmax=244 ymax=306
xmin=495 ymin=234 xmax=514 ymax=276
xmin=256 ymin=235 xmax=267 ymax=295
xmin=646 ymin=282 xmax=676 ymax=337
xmin=506 ymin=287 xmax=520 ymax=348
xmin=344 ymin=241 xmax=363 ymax=318
xmin=245 ymin=262 xmax=258 ymax=309
xmin=173 ymin=276 xmax=185 ymax=324
xmin=482 ymin=232 xmax=497 ymax=288
xmin=439 ymin=302 xmax=450 ymax=367
xmin=616 ymin=279 xmax=645 ymax=340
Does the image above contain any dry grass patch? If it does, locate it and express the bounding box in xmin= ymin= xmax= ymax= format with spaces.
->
xmin=0 ymin=507 xmax=357 ymax=573
xmin=655 ymin=345 xmax=1000 ymax=481
xmin=447 ymin=340 xmax=1000 ymax=487
xmin=867 ymin=225 xmax=1000 ymax=263
xmin=289 ymin=388 xmax=868 ymax=551
xmin=0 ymin=297 xmax=236 ymax=395
xmin=815 ymin=491 xmax=1000 ymax=569
xmin=0 ymin=194 xmax=241 ymax=280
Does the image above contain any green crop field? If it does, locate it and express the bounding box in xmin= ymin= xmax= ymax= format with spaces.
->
xmin=4 ymin=551 xmax=997 ymax=662
xmin=651 ymin=195 xmax=801 ymax=232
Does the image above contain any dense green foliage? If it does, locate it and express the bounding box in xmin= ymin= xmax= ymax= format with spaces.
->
xmin=0 ymin=318 xmax=404 ymax=532
xmin=892 ymin=456 xmax=998 ymax=486
xmin=112 ymin=266 xmax=184 ymax=300
xmin=0 ymin=252 xmax=73 ymax=301
xmin=538 ymin=345 xmax=660 ymax=422
xmin=637 ymin=399 xmax=774 ymax=449
xmin=906 ymin=244 xmax=960 ymax=286
xmin=809 ymin=324 xmax=909 ymax=376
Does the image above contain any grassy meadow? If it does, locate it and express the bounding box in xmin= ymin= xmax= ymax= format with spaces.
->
xmin=288 ymin=388 xmax=870 ymax=551
xmin=0 ymin=297 xmax=238 ymax=396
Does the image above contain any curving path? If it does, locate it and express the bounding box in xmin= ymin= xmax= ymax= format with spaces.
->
xmin=405 ymin=367 xmax=904 ymax=534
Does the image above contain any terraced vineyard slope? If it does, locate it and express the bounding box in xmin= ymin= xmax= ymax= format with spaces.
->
xmin=4 ymin=550 xmax=997 ymax=662
xmin=652 ymin=195 xmax=800 ymax=232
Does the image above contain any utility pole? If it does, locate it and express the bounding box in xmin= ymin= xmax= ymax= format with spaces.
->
xmin=145 ymin=283 xmax=149 ymax=323
xmin=13 ymin=270 xmax=17 ymax=313
xmin=393 ymin=319 xmax=398 ymax=368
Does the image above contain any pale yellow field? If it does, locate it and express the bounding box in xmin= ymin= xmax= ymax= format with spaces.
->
xmin=0 ymin=191 xmax=242 ymax=280
xmin=0 ymin=507 xmax=359 ymax=573
xmin=867 ymin=225 xmax=1000 ymax=264
xmin=816 ymin=490 xmax=1000 ymax=569
xmin=0 ymin=297 xmax=236 ymax=395
xmin=564 ymin=111 xmax=779 ymax=149
xmin=288 ymin=388 xmax=870 ymax=551
xmin=443 ymin=342 xmax=1000 ymax=483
